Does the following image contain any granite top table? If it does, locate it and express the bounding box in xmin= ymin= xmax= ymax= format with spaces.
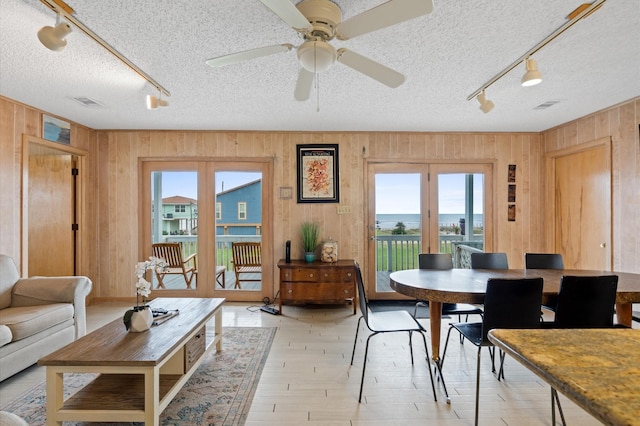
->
xmin=488 ymin=328 xmax=640 ymax=426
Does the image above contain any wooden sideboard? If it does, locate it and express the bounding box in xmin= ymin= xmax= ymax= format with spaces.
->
xmin=277 ymin=259 xmax=356 ymax=314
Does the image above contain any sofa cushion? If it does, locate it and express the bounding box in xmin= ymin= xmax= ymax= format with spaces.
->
xmin=0 ymin=255 xmax=20 ymax=310
xmin=0 ymin=303 xmax=74 ymax=341
xmin=0 ymin=325 xmax=12 ymax=347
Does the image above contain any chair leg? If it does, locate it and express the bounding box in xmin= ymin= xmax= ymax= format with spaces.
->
xmin=358 ymin=333 xmax=376 ymax=403
xmin=417 ymin=331 xmax=438 ymax=402
xmin=350 ymin=316 xmax=363 ymax=365
xmin=497 ymin=350 xmax=506 ymax=381
xmin=551 ymin=387 xmax=566 ymax=425
xmin=475 ymin=346 xmax=482 ymax=426
xmin=408 ymin=331 xmax=414 ymax=364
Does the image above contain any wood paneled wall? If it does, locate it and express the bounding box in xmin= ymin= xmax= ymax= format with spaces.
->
xmin=541 ymin=98 xmax=640 ymax=273
xmin=2 ymin=95 xmax=637 ymax=302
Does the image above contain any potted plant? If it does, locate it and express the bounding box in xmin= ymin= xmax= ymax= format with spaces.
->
xmin=300 ymin=222 xmax=320 ymax=262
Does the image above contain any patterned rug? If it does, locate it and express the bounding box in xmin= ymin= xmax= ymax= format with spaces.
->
xmin=0 ymin=327 xmax=276 ymax=425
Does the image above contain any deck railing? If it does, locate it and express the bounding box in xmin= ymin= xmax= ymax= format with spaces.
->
xmin=161 ymin=234 xmax=482 ymax=274
xmin=375 ymin=235 xmax=483 ymax=272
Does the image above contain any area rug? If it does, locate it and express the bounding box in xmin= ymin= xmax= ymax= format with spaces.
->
xmin=0 ymin=327 xmax=276 ymax=426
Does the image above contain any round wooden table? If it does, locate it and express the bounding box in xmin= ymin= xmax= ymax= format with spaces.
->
xmin=389 ymin=268 xmax=640 ymax=362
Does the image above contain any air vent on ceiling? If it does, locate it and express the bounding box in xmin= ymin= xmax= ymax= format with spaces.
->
xmin=533 ymin=100 xmax=563 ymax=110
xmin=71 ymin=97 xmax=103 ymax=107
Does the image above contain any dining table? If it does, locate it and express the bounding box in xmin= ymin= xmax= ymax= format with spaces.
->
xmin=389 ymin=268 xmax=640 ymax=363
xmin=488 ymin=328 xmax=640 ymax=425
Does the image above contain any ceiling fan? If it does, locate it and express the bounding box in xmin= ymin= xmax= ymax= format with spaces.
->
xmin=205 ymin=0 xmax=434 ymax=101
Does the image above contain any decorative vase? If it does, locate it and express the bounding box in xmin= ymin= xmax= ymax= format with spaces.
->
xmin=124 ymin=306 xmax=153 ymax=332
xmin=304 ymin=252 xmax=315 ymax=263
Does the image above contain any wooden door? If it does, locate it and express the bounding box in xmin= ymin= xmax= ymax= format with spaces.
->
xmin=28 ymin=153 xmax=75 ymax=276
xmin=553 ymin=141 xmax=611 ymax=270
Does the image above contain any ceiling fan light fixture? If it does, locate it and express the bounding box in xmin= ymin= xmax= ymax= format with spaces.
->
xmin=146 ymin=94 xmax=168 ymax=110
xmin=37 ymin=21 xmax=72 ymax=52
xmin=477 ymin=90 xmax=494 ymax=113
xmin=521 ymin=58 xmax=542 ymax=87
xmin=297 ymin=40 xmax=336 ymax=73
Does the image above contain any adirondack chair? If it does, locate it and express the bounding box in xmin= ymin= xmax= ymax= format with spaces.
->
xmin=151 ymin=242 xmax=197 ymax=289
xmin=231 ymin=242 xmax=262 ymax=289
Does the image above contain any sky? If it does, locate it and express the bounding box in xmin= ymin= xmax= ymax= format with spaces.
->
xmin=158 ymin=171 xmax=261 ymax=199
xmin=157 ymin=171 xmax=483 ymax=215
xmin=375 ymin=173 xmax=484 ymax=214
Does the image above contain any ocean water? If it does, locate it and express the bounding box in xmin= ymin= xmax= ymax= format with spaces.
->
xmin=376 ymin=213 xmax=483 ymax=230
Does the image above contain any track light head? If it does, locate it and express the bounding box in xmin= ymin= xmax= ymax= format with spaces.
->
xmin=477 ymin=91 xmax=494 ymax=113
xmin=146 ymin=94 xmax=168 ymax=109
xmin=521 ymin=58 xmax=542 ymax=87
xmin=37 ymin=22 xmax=72 ymax=51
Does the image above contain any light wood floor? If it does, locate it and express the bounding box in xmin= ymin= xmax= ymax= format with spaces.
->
xmin=2 ymin=301 xmax=626 ymax=425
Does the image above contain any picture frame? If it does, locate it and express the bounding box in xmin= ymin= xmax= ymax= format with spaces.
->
xmin=42 ymin=114 xmax=71 ymax=145
xmin=296 ymin=144 xmax=339 ymax=203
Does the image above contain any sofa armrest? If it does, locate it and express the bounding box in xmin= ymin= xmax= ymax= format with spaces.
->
xmin=11 ymin=276 xmax=93 ymax=338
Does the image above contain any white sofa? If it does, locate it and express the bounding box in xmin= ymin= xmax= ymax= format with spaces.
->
xmin=0 ymin=254 xmax=92 ymax=381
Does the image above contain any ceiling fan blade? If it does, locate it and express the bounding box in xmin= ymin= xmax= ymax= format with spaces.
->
xmin=294 ymin=68 xmax=314 ymax=101
xmin=259 ymin=0 xmax=313 ymax=32
xmin=336 ymin=0 xmax=433 ymax=40
xmin=337 ymin=49 xmax=405 ymax=88
xmin=205 ymin=44 xmax=293 ymax=67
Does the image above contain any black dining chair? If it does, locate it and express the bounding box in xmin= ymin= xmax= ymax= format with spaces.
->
xmin=524 ymin=253 xmax=564 ymax=270
xmin=413 ymin=254 xmax=484 ymax=322
xmin=525 ymin=252 xmax=565 ymax=313
xmin=350 ymin=262 xmax=438 ymax=403
xmin=470 ymin=252 xmax=509 ymax=269
xmin=540 ymin=274 xmax=619 ymax=426
xmin=470 ymin=252 xmax=509 ymax=373
xmin=441 ymin=277 xmax=543 ymax=426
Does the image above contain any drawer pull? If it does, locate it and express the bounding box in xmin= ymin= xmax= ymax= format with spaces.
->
xmin=288 ymin=289 xmax=293 ymax=294
xmin=347 ymin=273 xmax=352 ymax=277
xmin=308 ymin=273 xmax=314 ymax=278
xmin=324 ymin=273 xmax=329 ymax=278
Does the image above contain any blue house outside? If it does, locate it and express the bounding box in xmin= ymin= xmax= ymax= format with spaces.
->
xmin=216 ymin=179 xmax=262 ymax=235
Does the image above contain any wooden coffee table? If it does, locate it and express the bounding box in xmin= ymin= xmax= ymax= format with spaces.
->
xmin=38 ymin=297 xmax=224 ymax=426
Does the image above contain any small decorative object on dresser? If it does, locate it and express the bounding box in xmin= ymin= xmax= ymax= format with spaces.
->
xmin=320 ymin=238 xmax=338 ymax=262
xmin=300 ymin=221 xmax=320 ymax=262
xmin=123 ymin=256 xmax=168 ymax=332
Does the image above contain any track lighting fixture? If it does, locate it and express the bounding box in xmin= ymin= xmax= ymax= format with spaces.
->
xmin=146 ymin=94 xmax=168 ymax=110
xmin=521 ymin=58 xmax=542 ymax=87
xmin=467 ymin=0 xmax=607 ymax=111
xmin=477 ymin=91 xmax=494 ymax=113
xmin=37 ymin=21 xmax=72 ymax=51
xmin=38 ymin=0 xmax=170 ymax=103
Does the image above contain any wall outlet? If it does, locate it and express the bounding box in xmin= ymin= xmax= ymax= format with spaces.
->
xmin=337 ymin=205 xmax=351 ymax=214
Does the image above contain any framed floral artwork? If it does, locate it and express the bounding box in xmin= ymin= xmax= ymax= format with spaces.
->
xmin=296 ymin=144 xmax=339 ymax=203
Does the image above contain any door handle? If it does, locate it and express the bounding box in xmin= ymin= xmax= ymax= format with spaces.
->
xmin=600 ymin=242 xmax=606 ymax=248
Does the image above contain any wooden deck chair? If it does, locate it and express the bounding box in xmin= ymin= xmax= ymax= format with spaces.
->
xmin=151 ymin=243 xmax=197 ymax=289
xmin=231 ymin=242 xmax=262 ymax=289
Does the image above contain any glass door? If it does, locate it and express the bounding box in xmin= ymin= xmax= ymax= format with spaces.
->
xmin=367 ymin=163 xmax=428 ymax=298
xmin=367 ymin=162 xmax=492 ymax=299
xmin=428 ymin=164 xmax=492 ymax=265
xmin=150 ymin=169 xmax=199 ymax=290
xmin=214 ymin=170 xmax=263 ymax=292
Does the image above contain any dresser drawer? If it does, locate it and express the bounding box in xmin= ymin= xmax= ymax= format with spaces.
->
xmin=281 ymin=268 xmax=319 ymax=282
xmin=317 ymin=269 xmax=354 ymax=283
xmin=281 ymin=282 xmax=354 ymax=302
xmin=185 ymin=326 xmax=205 ymax=371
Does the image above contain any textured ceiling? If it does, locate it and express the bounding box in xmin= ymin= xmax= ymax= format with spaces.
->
xmin=1 ymin=0 xmax=639 ymax=132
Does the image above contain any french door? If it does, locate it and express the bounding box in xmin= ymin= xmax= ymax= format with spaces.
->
xmin=367 ymin=162 xmax=492 ymax=299
xmin=140 ymin=160 xmax=272 ymax=302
